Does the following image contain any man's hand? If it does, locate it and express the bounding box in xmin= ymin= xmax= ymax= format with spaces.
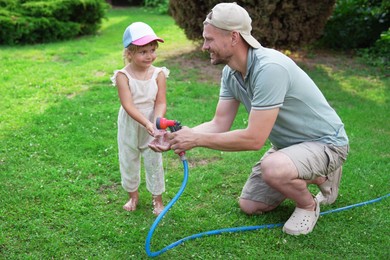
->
xmin=169 ymin=126 xmax=196 ymax=155
xmin=148 ymin=129 xmax=171 ymax=152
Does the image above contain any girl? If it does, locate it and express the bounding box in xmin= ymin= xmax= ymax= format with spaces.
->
xmin=111 ymin=22 xmax=168 ymax=216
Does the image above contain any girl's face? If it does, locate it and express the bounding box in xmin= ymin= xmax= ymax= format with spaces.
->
xmin=129 ymin=43 xmax=157 ymax=68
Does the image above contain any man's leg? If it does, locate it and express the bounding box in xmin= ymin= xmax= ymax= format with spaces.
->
xmin=316 ymin=166 xmax=343 ymax=205
xmin=239 ymin=147 xmax=286 ymax=215
xmin=261 ymin=151 xmax=321 ymax=235
xmin=239 ymin=199 xmax=280 ymax=215
xmin=261 ymin=142 xmax=348 ymax=235
xmin=261 ymin=152 xmax=317 ymax=211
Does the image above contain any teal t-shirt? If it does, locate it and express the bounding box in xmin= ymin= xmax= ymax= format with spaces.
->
xmin=219 ymin=47 xmax=349 ymax=149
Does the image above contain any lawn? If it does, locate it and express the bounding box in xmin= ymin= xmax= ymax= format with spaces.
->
xmin=0 ymin=6 xmax=389 ymax=259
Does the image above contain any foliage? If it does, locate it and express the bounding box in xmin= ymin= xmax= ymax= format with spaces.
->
xmin=0 ymin=7 xmax=389 ymax=259
xmin=0 ymin=0 xmax=109 ymax=45
xmin=320 ymin=0 xmax=390 ymax=50
xmin=144 ymin=0 xmax=168 ymax=14
xmin=169 ymin=0 xmax=336 ymax=49
xmin=358 ymin=29 xmax=390 ymax=68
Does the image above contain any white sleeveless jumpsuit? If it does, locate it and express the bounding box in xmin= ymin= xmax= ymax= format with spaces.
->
xmin=111 ymin=66 xmax=169 ymax=195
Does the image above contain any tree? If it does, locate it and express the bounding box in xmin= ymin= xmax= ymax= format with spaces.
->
xmin=169 ymin=0 xmax=336 ymax=49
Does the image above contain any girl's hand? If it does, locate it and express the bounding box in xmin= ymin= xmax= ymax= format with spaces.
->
xmin=148 ymin=130 xmax=171 ymax=152
xmin=145 ymin=122 xmax=155 ymax=136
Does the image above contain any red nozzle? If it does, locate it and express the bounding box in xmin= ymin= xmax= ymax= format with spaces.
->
xmin=156 ymin=117 xmax=176 ymax=130
xmin=156 ymin=117 xmax=186 ymax=160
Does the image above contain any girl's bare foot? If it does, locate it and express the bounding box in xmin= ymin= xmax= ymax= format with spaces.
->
xmin=123 ymin=191 xmax=139 ymax=211
xmin=152 ymin=195 xmax=164 ymax=216
xmin=123 ymin=198 xmax=138 ymax=211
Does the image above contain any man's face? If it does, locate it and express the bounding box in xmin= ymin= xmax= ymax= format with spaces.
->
xmin=202 ymin=24 xmax=233 ymax=65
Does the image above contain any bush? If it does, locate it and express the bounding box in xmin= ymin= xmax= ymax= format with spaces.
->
xmin=0 ymin=13 xmax=80 ymax=45
xmin=0 ymin=0 xmax=109 ymax=45
xmin=320 ymin=0 xmax=390 ymax=50
xmin=358 ymin=29 xmax=390 ymax=68
xmin=169 ymin=0 xmax=336 ymax=49
xmin=144 ymin=0 xmax=168 ymax=14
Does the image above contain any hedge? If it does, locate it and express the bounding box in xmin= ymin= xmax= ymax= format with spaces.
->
xmin=0 ymin=0 xmax=109 ymax=45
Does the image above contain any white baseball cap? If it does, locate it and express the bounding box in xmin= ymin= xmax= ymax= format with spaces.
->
xmin=122 ymin=22 xmax=164 ymax=48
xmin=204 ymin=2 xmax=261 ymax=49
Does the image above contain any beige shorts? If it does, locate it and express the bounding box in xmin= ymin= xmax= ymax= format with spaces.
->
xmin=240 ymin=142 xmax=349 ymax=205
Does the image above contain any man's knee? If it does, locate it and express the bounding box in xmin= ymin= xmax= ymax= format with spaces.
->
xmin=261 ymin=152 xmax=298 ymax=184
xmin=261 ymin=157 xmax=282 ymax=186
xmin=239 ymin=198 xmax=277 ymax=215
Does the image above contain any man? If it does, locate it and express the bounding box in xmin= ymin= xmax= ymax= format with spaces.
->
xmin=150 ymin=2 xmax=349 ymax=235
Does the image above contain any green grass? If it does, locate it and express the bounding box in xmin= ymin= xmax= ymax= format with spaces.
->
xmin=1 ymin=7 xmax=389 ymax=259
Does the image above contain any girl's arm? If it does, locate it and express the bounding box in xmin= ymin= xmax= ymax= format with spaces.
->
xmin=116 ymin=72 xmax=155 ymax=135
xmin=154 ymin=71 xmax=167 ymax=121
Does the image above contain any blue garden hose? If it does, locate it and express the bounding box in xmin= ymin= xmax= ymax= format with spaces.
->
xmin=145 ymin=158 xmax=390 ymax=258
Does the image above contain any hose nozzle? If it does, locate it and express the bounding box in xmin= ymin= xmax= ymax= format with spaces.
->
xmin=156 ymin=117 xmax=182 ymax=132
xmin=156 ymin=117 xmax=186 ymax=160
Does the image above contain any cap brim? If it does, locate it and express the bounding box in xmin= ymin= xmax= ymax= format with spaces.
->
xmin=240 ymin=33 xmax=261 ymax=49
xmin=132 ymin=35 xmax=164 ymax=46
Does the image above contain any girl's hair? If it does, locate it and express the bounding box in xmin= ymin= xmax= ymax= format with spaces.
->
xmin=123 ymin=41 xmax=159 ymax=65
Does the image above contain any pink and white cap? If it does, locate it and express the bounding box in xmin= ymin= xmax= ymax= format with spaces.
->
xmin=122 ymin=22 xmax=164 ymax=48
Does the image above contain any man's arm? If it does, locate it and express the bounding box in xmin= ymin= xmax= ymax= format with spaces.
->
xmin=148 ymin=99 xmax=238 ymax=152
xmin=192 ymin=99 xmax=240 ymax=133
xmin=170 ymin=101 xmax=279 ymax=154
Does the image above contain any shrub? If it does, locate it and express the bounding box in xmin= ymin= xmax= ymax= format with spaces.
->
xmin=0 ymin=12 xmax=80 ymax=45
xmin=144 ymin=0 xmax=168 ymax=14
xmin=358 ymin=29 xmax=390 ymax=68
xmin=169 ymin=0 xmax=336 ymax=49
xmin=0 ymin=0 xmax=109 ymax=45
xmin=320 ymin=0 xmax=390 ymax=50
